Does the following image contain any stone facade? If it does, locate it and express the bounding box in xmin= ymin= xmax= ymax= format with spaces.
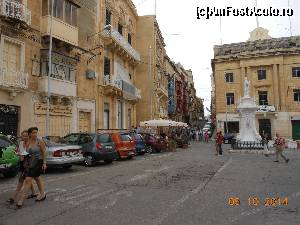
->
xmin=0 ymin=0 xmax=203 ymax=136
xmin=212 ymin=33 xmax=300 ymax=140
xmin=135 ymin=15 xmax=168 ymax=123
xmin=97 ymin=0 xmax=140 ymax=130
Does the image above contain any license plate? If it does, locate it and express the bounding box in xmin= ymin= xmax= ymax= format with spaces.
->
xmin=106 ymin=146 xmax=112 ymax=149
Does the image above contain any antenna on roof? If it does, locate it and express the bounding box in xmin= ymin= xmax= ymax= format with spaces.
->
xmin=219 ymin=16 xmax=223 ymax=45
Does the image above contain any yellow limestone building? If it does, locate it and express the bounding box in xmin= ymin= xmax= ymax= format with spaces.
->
xmin=135 ymin=15 xmax=169 ymax=123
xmin=212 ymin=28 xmax=300 ymax=140
xmin=98 ymin=0 xmax=141 ymax=129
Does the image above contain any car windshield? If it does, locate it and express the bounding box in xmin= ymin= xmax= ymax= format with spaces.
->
xmin=98 ymin=134 xmax=112 ymax=143
xmin=121 ymin=134 xmax=132 ymax=141
xmin=0 ymin=136 xmax=13 ymax=148
xmin=64 ymin=134 xmax=81 ymax=144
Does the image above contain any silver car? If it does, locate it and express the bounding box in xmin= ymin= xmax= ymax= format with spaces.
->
xmin=43 ymin=138 xmax=84 ymax=169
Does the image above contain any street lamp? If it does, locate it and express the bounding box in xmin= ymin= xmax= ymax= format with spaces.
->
xmin=225 ymin=73 xmax=228 ymax=134
xmin=46 ymin=0 xmax=54 ymax=137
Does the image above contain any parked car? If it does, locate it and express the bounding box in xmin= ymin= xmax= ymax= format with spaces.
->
xmin=223 ymin=133 xmax=236 ymax=144
xmin=63 ymin=133 xmax=118 ymax=166
xmin=130 ymin=133 xmax=146 ymax=155
xmin=43 ymin=137 xmax=84 ymax=169
xmin=0 ymin=135 xmax=19 ymax=178
xmin=143 ymin=134 xmax=167 ymax=153
xmin=111 ymin=132 xmax=136 ymax=159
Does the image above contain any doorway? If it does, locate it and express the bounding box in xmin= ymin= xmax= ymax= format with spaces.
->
xmin=292 ymin=120 xmax=300 ymax=141
xmin=79 ymin=111 xmax=91 ymax=133
xmin=0 ymin=104 xmax=19 ymax=136
xmin=259 ymin=119 xmax=271 ymax=138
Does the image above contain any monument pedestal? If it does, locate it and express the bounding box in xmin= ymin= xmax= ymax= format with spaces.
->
xmin=236 ymin=96 xmax=262 ymax=143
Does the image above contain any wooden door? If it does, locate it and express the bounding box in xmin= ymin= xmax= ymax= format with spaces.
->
xmin=79 ymin=111 xmax=91 ymax=133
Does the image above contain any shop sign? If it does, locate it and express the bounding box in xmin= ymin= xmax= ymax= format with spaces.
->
xmin=34 ymin=103 xmax=72 ymax=116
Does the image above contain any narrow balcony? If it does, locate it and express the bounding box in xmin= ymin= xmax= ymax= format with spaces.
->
xmin=41 ymin=15 xmax=78 ymax=46
xmin=103 ymin=75 xmax=141 ymax=100
xmin=0 ymin=0 xmax=31 ymax=26
xmin=102 ymin=26 xmax=140 ymax=63
xmin=122 ymin=80 xmax=141 ymax=101
xmin=38 ymin=76 xmax=76 ymax=97
xmin=102 ymin=75 xmax=123 ymax=98
xmin=156 ymin=82 xmax=168 ymax=97
xmin=0 ymin=67 xmax=28 ymax=90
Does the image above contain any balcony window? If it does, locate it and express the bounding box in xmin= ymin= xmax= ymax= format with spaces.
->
xmin=292 ymin=67 xmax=300 ymax=78
xmin=105 ymin=9 xmax=112 ymax=26
xmin=104 ymin=57 xmax=110 ymax=76
xmin=294 ymin=89 xmax=300 ymax=102
xmin=258 ymin=91 xmax=268 ymax=105
xmin=226 ymin=93 xmax=234 ymax=105
xmin=40 ymin=50 xmax=77 ymax=82
xmin=118 ymin=23 xmax=123 ymax=36
xmin=225 ymin=72 xmax=234 ymax=83
xmin=257 ymin=69 xmax=266 ymax=80
xmin=0 ymin=36 xmax=27 ymax=88
xmin=128 ymin=33 xmax=132 ymax=45
xmin=42 ymin=0 xmax=78 ymax=26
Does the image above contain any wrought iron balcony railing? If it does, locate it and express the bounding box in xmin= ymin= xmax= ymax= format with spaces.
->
xmin=0 ymin=67 xmax=28 ymax=89
xmin=102 ymin=26 xmax=140 ymax=61
xmin=0 ymin=0 xmax=31 ymax=25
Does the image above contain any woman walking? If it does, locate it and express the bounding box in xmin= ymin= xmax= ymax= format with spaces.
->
xmin=7 ymin=130 xmax=37 ymax=204
xmin=16 ymin=127 xmax=47 ymax=208
xmin=204 ymin=131 xmax=209 ymax=143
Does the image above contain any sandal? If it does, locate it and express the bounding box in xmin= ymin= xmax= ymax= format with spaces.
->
xmin=15 ymin=203 xmax=23 ymax=209
xmin=35 ymin=195 xmax=46 ymax=202
xmin=27 ymin=194 xmax=38 ymax=199
xmin=6 ymin=198 xmax=14 ymax=204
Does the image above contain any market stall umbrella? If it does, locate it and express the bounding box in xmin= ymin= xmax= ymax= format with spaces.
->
xmin=140 ymin=119 xmax=177 ymax=127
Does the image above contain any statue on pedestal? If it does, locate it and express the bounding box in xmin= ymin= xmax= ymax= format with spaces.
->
xmin=244 ymin=77 xmax=250 ymax=97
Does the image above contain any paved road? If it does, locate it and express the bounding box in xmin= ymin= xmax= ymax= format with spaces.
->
xmin=0 ymin=142 xmax=299 ymax=225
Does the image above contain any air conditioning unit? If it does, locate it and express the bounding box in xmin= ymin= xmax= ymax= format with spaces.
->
xmin=86 ymin=70 xmax=96 ymax=79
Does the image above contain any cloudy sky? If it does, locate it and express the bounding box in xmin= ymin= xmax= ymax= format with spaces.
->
xmin=132 ymin=0 xmax=300 ymax=115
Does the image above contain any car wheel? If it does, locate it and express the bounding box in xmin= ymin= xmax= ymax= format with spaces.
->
xmin=62 ymin=165 xmax=72 ymax=170
xmin=104 ymin=159 xmax=113 ymax=164
xmin=84 ymin=154 xmax=96 ymax=167
xmin=3 ymin=167 xmax=19 ymax=178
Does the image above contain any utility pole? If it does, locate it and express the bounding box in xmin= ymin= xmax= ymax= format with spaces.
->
xmin=288 ymin=0 xmax=292 ymax=36
xmin=219 ymin=16 xmax=223 ymax=45
xmin=46 ymin=0 xmax=54 ymax=137
xmin=154 ymin=0 xmax=157 ymax=17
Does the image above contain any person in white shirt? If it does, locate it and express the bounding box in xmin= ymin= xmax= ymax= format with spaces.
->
xmin=7 ymin=130 xmax=37 ymax=204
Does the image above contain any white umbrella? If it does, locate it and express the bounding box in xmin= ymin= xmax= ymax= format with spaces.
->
xmin=140 ymin=119 xmax=176 ymax=127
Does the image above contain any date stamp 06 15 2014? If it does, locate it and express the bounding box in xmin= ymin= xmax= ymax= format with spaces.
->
xmin=228 ymin=196 xmax=288 ymax=207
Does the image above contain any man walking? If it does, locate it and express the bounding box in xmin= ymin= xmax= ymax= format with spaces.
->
xmin=215 ymin=131 xmax=224 ymax=155
xmin=274 ymin=133 xmax=289 ymax=163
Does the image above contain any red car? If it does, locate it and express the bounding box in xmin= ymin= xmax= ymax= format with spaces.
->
xmin=111 ymin=132 xmax=136 ymax=159
xmin=143 ymin=134 xmax=167 ymax=153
